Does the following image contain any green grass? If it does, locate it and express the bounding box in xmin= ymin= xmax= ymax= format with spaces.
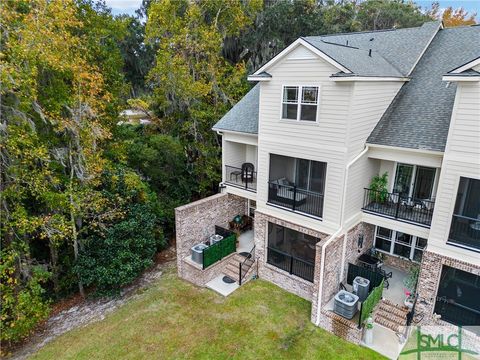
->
xmin=32 ymin=264 xmax=385 ymax=360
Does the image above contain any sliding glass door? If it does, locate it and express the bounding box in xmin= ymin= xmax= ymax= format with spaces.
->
xmin=393 ymin=163 xmax=436 ymax=200
xmin=295 ymin=158 xmax=326 ymax=194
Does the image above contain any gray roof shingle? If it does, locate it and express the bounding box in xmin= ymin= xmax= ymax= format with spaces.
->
xmin=212 ymin=84 xmax=259 ymax=134
xmin=305 ymin=21 xmax=440 ymax=76
xmin=367 ymin=25 xmax=480 ymax=152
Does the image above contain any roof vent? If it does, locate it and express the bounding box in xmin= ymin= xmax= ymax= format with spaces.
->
xmin=369 ymin=37 xmax=374 ymax=41
xmin=346 ymin=40 xmax=349 ymax=46
xmin=368 ymin=49 xmax=372 ymax=57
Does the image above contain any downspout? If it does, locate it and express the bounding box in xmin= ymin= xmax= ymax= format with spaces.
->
xmin=216 ymin=130 xmax=225 ymax=192
xmin=315 ymin=145 xmax=370 ymax=325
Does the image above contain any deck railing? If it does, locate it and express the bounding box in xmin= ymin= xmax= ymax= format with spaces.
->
xmin=448 ymin=214 xmax=480 ymax=251
xmin=225 ymin=165 xmax=257 ymax=192
xmin=266 ymin=247 xmax=314 ymax=282
xmin=362 ymin=188 xmax=435 ymax=227
xmin=267 ymin=181 xmax=323 ymax=218
xmin=239 ymin=245 xmax=255 ymax=286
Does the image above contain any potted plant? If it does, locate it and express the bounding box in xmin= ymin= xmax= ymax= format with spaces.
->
xmin=403 ymin=265 xmax=419 ymax=309
xmin=364 ymin=316 xmax=374 ymax=345
xmin=369 ymin=172 xmax=389 ymax=204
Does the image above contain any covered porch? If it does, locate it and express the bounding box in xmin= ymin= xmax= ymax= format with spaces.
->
xmin=223 ymin=140 xmax=258 ymax=192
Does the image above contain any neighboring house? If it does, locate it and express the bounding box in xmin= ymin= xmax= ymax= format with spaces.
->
xmin=176 ymin=21 xmax=480 ymax=356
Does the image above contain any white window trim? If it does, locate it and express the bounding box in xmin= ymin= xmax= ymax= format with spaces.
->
xmin=280 ymin=85 xmax=320 ymax=123
xmin=374 ymin=226 xmax=427 ymax=263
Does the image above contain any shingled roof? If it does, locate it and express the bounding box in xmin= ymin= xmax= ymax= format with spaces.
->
xmin=212 ymin=84 xmax=259 ymax=134
xmin=305 ymin=21 xmax=440 ymax=77
xmin=213 ymin=23 xmax=479 ymax=150
xmin=367 ymin=25 xmax=480 ymax=152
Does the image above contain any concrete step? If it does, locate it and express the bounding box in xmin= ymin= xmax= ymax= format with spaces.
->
xmin=223 ymin=269 xmax=239 ymax=283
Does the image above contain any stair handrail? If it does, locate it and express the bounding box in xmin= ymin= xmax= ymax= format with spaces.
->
xmin=239 ymin=245 xmax=255 ymax=286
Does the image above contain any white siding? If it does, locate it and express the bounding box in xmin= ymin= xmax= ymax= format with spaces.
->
xmin=344 ymin=154 xmax=380 ymax=223
xmin=256 ymin=46 xmax=352 ymax=232
xmin=429 ymin=81 xmax=480 ymax=265
xmin=348 ymin=82 xmax=403 ymax=158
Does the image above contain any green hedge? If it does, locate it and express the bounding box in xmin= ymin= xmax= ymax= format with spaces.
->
xmin=359 ymin=279 xmax=384 ymax=327
xmin=203 ymin=234 xmax=236 ymax=269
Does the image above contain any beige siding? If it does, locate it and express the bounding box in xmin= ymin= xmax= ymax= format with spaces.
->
xmin=256 ymin=46 xmax=352 ymax=231
xmin=429 ymin=81 xmax=480 ymax=265
xmin=344 ymin=154 xmax=380 ymax=223
xmin=348 ymin=82 xmax=402 ymax=158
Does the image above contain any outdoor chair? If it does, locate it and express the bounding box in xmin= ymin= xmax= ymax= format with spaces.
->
xmin=379 ymin=269 xmax=393 ymax=289
xmin=241 ymin=162 xmax=255 ymax=183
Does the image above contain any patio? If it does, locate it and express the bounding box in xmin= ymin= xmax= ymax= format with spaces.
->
xmin=381 ymin=265 xmax=408 ymax=305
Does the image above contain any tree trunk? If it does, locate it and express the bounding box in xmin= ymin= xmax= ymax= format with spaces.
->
xmin=49 ymin=240 xmax=60 ymax=295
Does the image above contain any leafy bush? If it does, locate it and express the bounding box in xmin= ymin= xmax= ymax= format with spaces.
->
xmin=0 ymin=251 xmax=51 ymax=343
xmin=369 ymin=172 xmax=389 ymax=203
xmin=75 ymin=204 xmax=159 ymax=296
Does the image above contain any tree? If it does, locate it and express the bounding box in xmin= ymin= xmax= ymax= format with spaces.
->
xmin=428 ymin=3 xmax=477 ymax=27
xmin=75 ymin=169 xmax=162 ymax=296
xmin=356 ymin=0 xmax=429 ymax=31
xmin=146 ymin=0 xmax=261 ymax=197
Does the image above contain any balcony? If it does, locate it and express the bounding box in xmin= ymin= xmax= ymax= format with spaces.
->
xmin=448 ymin=214 xmax=480 ymax=251
xmin=268 ymin=181 xmax=323 ymax=218
xmin=362 ymin=188 xmax=435 ymax=227
xmin=267 ymin=154 xmax=326 ymax=219
xmin=225 ymin=165 xmax=257 ymax=192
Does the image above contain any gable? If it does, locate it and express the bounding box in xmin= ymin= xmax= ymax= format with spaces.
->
xmin=285 ymin=45 xmax=317 ymax=60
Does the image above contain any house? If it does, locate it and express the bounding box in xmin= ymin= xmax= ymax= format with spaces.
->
xmin=175 ymin=22 xmax=480 ymax=356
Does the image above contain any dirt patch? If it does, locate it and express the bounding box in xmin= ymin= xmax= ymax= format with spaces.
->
xmin=6 ymin=247 xmax=177 ymax=360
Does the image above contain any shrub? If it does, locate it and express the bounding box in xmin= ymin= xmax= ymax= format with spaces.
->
xmin=0 ymin=251 xmax=51 ymax=343
xmin=75 ymin=204 xmax=159 ymax=296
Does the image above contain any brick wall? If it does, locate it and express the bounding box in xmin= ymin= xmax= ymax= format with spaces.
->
xmin=416 ymin=250 xmax=480 ymax=327
xmin=317 ymin=309 xmax=363 ymax=344
xmin=382 ymin=253 xmax=417 ymax=273
xmin=175 ymin=193 xmax=246 ymax=286
xmin=342 ymin=222 xmax=375 ymax=284
xmin=253 ymin=211 xmax=328 ymax=301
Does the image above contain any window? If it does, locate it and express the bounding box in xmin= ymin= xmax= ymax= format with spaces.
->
xmin=282 ymin=86 xmax=319 ymax=122
xmin=267 ymin=222 xmax=318 ymax=282
xmin=434 ymin=266 xmax=480 ymax=328
xmin=374 ymin=226 xmax=427 ymax=262
xmin=448 ymin=177 xmax=480 ymax=251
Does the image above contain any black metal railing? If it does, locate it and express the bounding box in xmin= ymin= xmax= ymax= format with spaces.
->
xmin=266 ymin=247 xmax=314 ymax=282
xmin=268 ymin=181 xmax=323 ymax=218
xmin=362 ymin=188 xmax=435 ymax=227
xmin=434 ymin=299 xmax=480 ymax=328
xmin=225 ymin=165 xmax=257 ymax=192
xmin=448 ymin=214 xmax=480 ymax=251
xmin=239 ymin=245 xmax=255 ymax=286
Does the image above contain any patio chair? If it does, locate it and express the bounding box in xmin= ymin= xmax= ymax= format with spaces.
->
xmin=241 ymin=162 xmax=255 ymax=183
xmin=379 ymin=269 xmax=393 ymax=289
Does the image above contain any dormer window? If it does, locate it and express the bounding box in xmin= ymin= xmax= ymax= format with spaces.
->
xmin=282 ymin=86 xmax=319 ymax=122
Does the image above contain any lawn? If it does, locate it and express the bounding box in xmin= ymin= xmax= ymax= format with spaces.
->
xmin=32 ymin=264 xmax=385 ymax=360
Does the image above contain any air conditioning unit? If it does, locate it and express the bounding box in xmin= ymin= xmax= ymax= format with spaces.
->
xmin=353 ymin=276 xmax=370 ymax=302
xmin=334 ymin=290 xmax=359 ymax=319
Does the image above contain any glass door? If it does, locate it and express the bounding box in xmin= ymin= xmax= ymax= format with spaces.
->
xmin=393 ymin=164 xmax=414 ymax=198
xmin=413 ymin=166 xmax=436 ymax=200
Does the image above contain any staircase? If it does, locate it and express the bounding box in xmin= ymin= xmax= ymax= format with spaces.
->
xmin=374 ymin=299 xmax=409 ymax=333
xmin=223 ymin=253 xmax=255 ymax=284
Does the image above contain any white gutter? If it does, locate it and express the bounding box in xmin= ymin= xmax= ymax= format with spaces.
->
xmin=315 ymin=145 xmax=370 ymax=325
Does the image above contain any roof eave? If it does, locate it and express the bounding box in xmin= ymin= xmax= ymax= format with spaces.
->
xmin=251 ymin=38 xmax=352 ymax=77
xmin=330 ymin=75 xmax=410 ymax=82
xmin=442 ymin=75 xmax=480 ymax=82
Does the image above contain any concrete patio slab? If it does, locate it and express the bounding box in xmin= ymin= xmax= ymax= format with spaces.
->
xmin=206 ymin=274 xmax=239 ymax=297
